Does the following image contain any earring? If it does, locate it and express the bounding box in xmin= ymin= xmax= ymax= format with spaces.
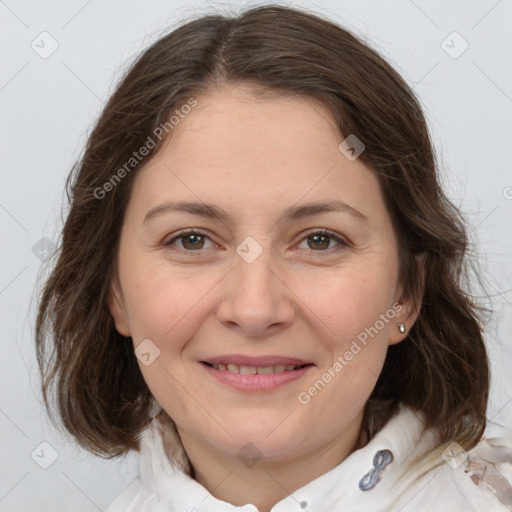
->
xmin=398 ymin=322 xmax=406 ymax=333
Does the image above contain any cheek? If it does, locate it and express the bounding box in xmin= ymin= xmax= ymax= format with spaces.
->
xmin=302 ymin=261 xmax=397 ymax=345
xmin=120 ymin=258 xmax=219 ymax=341
xmin=297 ymin=262 xmax=397 ymax=409
xmin=295 ymin=269 xmax=395 ymax=420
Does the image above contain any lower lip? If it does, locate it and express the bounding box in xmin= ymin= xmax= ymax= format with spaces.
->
xmin=201 ymin=362 xmax=314 ymax=392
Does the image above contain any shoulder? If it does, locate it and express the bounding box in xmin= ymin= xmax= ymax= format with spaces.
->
xmin=462 ymin=420 xmax=512 ymax=509
xmin=104 ymin=478 xmax=151 ymax=512
xmin=103 ymin=422 xmax=162 ymax=511
xmin=103 ymin=415 xmax=193 ymax=511
xmin=393 ymin=419 xmax=512 ymax=512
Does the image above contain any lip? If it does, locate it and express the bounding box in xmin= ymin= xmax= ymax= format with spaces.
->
xmin=200 ymin=360 xmax=315 ymax=392
xmin=201 ymin=354 xmax=312 ymax=367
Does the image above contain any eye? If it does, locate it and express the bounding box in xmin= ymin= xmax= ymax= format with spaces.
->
xmin=296 ymin=229 xmax=349 ymax=252
xmin=163 ymin=229 xmax=217 ymax=251
xmin=163 ymin=228 xmax=349 ymax=255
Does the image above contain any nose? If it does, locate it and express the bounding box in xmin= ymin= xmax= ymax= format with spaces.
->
xmin=216 ymin=246 xmax=296 ymax=338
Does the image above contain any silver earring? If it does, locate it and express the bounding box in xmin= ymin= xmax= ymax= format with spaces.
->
xmin=398 ymin=322 xmax=406 ymax=333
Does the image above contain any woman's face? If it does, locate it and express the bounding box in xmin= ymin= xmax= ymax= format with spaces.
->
xmin=110 ymin=84 xmax=415 ymax=465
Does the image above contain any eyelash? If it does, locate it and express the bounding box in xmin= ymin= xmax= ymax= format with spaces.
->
xmin=163 ymin=228 xmax=350 ymax=256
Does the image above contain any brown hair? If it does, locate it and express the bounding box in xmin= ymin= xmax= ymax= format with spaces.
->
xmin=36 ymin=4 xmax=489 ymax=461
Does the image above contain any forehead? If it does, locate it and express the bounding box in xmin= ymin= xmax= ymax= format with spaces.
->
xmin=168 ymin=83 xmax=342 ymax=159
xmin=129 ymin=84 xmax=383 ymax=223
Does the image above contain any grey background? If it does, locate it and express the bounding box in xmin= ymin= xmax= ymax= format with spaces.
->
xmin=1 ymin=0 xmax=511 ymax=509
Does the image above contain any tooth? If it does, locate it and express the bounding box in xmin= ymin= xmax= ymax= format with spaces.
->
xmin=216 ymin=363 xmax=303 ymax=374
xmin=240 ymin=365 xmax=257 ymax=374
xmin=256 ymin=366 xmax=274 ymax=374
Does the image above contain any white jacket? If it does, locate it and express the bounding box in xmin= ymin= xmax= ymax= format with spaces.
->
xmin=106 ymin=405 xmax=512 ymax=511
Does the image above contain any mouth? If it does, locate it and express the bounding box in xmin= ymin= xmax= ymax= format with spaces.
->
xmin=199 ymin=356 xmax=315 ymax=392
xmin=201 ymin=361 xmax=313 ymax=374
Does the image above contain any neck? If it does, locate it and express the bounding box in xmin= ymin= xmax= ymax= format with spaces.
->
xmin=177 ymin=410 xmax=367 ymax=512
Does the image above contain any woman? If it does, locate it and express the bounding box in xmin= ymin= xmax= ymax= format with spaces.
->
xmin=36 ymin=4 xmax=512 ymax=511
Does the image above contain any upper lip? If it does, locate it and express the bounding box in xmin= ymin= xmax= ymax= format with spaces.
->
xmin=201 ymin=355 xmax=313 ymax=367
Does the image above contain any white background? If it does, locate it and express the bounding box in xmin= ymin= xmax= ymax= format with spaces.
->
xmin=1 ymin=0 xmax=511 ymax=510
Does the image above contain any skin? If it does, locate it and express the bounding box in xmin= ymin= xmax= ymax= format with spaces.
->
xmin=109 ymin=83 xmax=421 ymax=511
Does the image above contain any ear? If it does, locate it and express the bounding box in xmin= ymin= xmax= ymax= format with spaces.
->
xmin=108 ymin=280 xmax=132 ymax=337
xmin=388 ymin=253 xmax=426 ymax=346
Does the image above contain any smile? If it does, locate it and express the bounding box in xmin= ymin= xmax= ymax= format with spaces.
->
xmin=203 ymin=362 xmax=310 ymax=374
xmin=200 ymin=361 xmax=314 ymax=392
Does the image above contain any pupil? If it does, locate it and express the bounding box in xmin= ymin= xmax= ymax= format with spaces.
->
xmin=184 ymin=234 xmax=203 ymax=250
xmin=309 ymin=234 xmax=329 ymax=250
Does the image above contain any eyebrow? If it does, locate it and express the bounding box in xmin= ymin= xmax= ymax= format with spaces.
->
xmin=143 ymin=200 xmax=368 ymax=225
